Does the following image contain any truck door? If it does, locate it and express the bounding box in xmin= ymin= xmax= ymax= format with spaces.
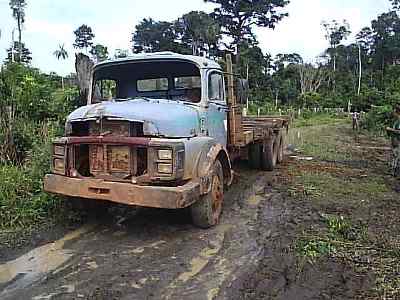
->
xmin=206 ymin=71 xmax=228 ymax=147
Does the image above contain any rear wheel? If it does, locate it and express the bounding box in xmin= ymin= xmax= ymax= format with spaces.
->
xmin=249 ymin=142 xmax=262 ymax=169
xmin=277 ymin=132 xmax=285 ymax=164
xmin=261 ymin=137 xmax=276 ymax=171
xmin=191 ymin=160 xmax=224 ymax=228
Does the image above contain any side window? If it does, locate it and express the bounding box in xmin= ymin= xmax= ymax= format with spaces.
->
xmin=208 ymin=72 xmax=224 ymax=102
xmin=93 ymin=79 xmax=117 ymax=103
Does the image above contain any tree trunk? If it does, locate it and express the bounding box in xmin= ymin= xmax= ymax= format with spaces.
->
xmin=333 ymin=54 xmax=336 ymax=72
xmin=357 ymin=44 xmax=362 ymax=96
xmin=236 ymin=44 xmax=241 ymax=73
xmin=75 ymin=53 xmax=94 ymax=106
xmin=17 ymin=13 xmax=22 ymax=62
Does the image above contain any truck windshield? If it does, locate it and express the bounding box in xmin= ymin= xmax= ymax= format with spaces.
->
xmin=92 ymin=60 xmax=202 ymax=104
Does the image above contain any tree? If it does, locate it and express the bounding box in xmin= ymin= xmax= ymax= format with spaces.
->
xmin=9 ymin=0 xmax=27 ymax=62
xmin=75 ymin=53 xmax=94 ymax=105
xmin=73 ymin=25 xmax=95 ymax=53
xmin=356 ymin=27 xmax=374 ymax=55
xmin=90 ymin=44 xmax=109 ymax=62
xmin=132 ymin=18 xmax=189 ymax=54
xmin=6 ymin=41 xmax=31 ymax=64
xmin=53 ymin=44 xmax=68 ymax=89
xmin=322 ymin=19 xmax=351 ymax=71
xmin=177 ymin=11 xmax=221 ymax=56
xmin=390 ymin=0 xmax=400 ymax=11
xmin=371 ymin=12 xmax=400 ymax=66
xmin=205 ymin=0 xmax=289 ymax=61
xmin=53 ymin=44 xmax=68 ymax=60
xmin=298 ymin=64 xmax=331 ymax=96
xmin=114 ymin=49 xmax=129 ymax=59
xmin=274 ymin=53 xmax=303 ymax=71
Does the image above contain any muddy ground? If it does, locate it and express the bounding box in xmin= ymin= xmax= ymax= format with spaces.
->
xmin=1 ymin=122 xmax=399 ymax=300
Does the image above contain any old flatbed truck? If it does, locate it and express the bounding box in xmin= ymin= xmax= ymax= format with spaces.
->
xmin=44 ymin=52 xmax=289 ymax=228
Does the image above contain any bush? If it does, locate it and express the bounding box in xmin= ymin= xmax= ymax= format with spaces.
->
xmin=0 ymin=121 xmax=63 ymax=229
xmin=361 ymin=105 xmax=393 ymax=133
xmin=0 ymin=63 xmax=77 ymax=231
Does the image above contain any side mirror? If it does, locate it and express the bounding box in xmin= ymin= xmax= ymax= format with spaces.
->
xmin=235 ymin=78 xmax=249 ymax=105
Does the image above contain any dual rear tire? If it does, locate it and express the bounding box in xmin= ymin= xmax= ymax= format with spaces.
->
xmin=249 ymin=132 xmax=284 ymax=171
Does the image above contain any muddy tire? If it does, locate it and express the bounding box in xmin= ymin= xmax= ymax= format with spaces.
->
xmin=249 ymin=142 xmax=262 ymax=169
xmin=191 ymin=160 xmax=224 ymax=229
xmin=261 ymin=137 xmax=276 ymax=171
xmin=277 ymin=132 xmax=285 ymax=164
xmin=395 ymin=164 xmax=400 ymax=178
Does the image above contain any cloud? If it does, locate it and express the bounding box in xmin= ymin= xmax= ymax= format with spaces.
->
xmin=256 ymin=0 xmax=389 ymax=62
xmin=0 ymin=0 xmax=392 ymax=74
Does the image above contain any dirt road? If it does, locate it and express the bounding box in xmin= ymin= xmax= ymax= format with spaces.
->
xmin=1 ymin=122 xmax=399 ymax=299
xmin=0 ymin=163 xmax=278 ymax=300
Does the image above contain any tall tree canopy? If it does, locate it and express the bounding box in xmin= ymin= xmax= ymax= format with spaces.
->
xmin=53 ymin=44 xmax=69 ymax=89
xmin=9 ymin=0 xmax=27 ymax=60
xmin=90 ymin=44 xmax=109 ymax=62
xmin=132 ymin=18 xmax=189 ymax=54
xmin=321 ymin=19 xmax=351 ymax=71
xmin=53 ymin=44 xmax=68 ymax=60
xmin=73 ymin=25 xmax=95 ymax=52
xmin=390 ymin=0 xmax=400 ymax=10
xmin=6 ymin=41 xmax=31 ymax=64
xmin=205 ymin=0 xmax=289 ymax=50
xmin=177 ymin=11 xmax=221 ymax=56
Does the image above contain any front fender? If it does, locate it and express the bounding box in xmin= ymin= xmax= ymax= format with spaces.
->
xmin=185 ymin=138 xmax=233 ymax=195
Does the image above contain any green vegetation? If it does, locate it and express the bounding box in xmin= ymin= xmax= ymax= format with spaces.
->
xmin=285 ymin=122 xmax=400 ymax=298
xmin=0 ymin=62 xmax=79 ymax=233
xmin=293 ymin=113 xmax=346 ymax=128
xmin=361 ymin=105 xmax=394 ymax=134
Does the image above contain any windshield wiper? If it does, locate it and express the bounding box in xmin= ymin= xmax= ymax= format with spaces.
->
xmin=178 ymin=100 xmax=199 ymax=107
xmin=115 ymin=97 xmax=151 ymax=102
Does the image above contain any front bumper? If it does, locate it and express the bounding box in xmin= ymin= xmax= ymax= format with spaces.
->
xmin=44 ymin=174 xmax=200 ymax=209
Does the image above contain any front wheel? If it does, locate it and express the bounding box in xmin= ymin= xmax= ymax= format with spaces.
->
xmin=191 ymin=160 xmax=224 ymax=228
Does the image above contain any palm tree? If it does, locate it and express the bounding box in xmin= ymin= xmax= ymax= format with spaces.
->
xmin=53 ymin=44 xmax=68 ymax=89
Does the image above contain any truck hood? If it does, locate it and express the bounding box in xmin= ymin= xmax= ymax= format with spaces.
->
xmin=67 ymin=98 xmax=201 ymax=138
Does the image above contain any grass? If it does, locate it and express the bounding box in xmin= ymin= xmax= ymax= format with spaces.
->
xmin=284 ymin=115 xmax=400 ymax=298
xmin=288 ymin=171 xmax=389 ymax=205
xmin=293 ymin=113 xmax=347 ymax=128
xmin=0 ymin=164 xmax=62 ymax=230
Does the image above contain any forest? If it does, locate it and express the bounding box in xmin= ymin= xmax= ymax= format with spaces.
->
xmin=2 ymin=1 xmax=400 ymax=299
xmin=0 ymin=0 xmax=399 ymax=241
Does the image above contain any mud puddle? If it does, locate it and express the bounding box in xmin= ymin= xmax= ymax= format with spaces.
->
xmin=0 ymin=224 xmax=95 ymax=299
xmin=0 ymin=165 xmax=275 ymax=300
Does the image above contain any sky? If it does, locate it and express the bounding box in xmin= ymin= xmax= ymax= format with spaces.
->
xmin=0 ymin=0 xmax=393 ymax=75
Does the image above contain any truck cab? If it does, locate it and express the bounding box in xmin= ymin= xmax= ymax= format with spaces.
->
xmin=44 ymin=52 xmax=288 ymax=228
xmin=44 ymin=52 xmax=235 ymax=228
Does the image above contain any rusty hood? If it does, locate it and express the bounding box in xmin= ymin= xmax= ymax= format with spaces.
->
xmin=67 ymin=98 xmax=201 ymax=138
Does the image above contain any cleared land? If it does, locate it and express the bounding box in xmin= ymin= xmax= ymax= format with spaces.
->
xmin=1 ymin=118 xmax=399 ymax=300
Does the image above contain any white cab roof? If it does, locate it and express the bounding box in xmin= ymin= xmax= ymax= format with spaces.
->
xmin=95 ymin=52 xmax=222 ymax=70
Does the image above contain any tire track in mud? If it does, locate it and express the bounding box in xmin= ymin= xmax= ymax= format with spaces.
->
xmin=0 ymin=165 xmax=280 ymax=300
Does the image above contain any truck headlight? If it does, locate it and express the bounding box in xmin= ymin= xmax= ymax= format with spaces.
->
xmin=53 ymin=158 xmax=65 ymax=171
xmin=157 ymin=163 xmax=173 ymax=174
xmin=52 ymin=144 xmax=66 ymax=175
xmin=53 ymin=145 xmax=65 ymax=156
xmin=158 ymin=149 xmax=173 ymax=160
